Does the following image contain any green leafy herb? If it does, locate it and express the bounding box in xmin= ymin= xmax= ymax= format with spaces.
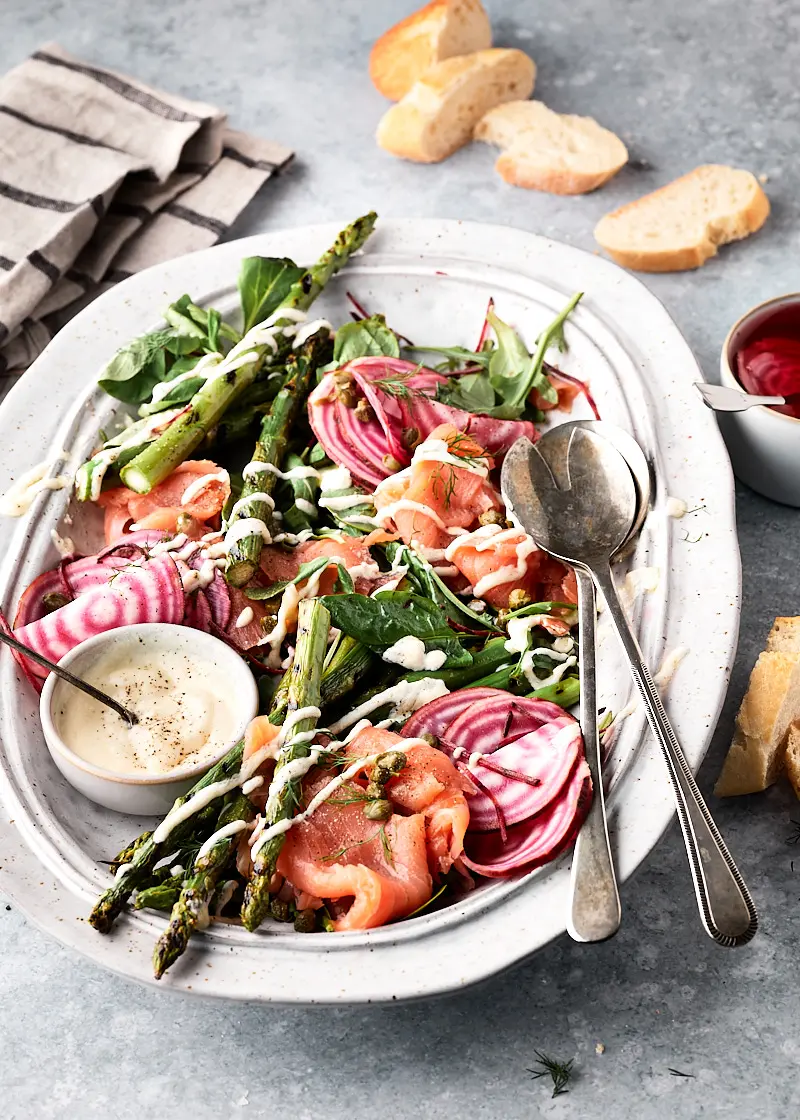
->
xmin=334 ymin=564 xmax=354 ymax=594
xmin=406 ymin=344 xmax=491 ymax=371
xmin=329 ymin=314 xmax=400 ymax=366
xmin=528 ymin=1052 xmax=573 ymax=1098
xmin=320 ymin=824 xmax=392 ymax=865
xmin=98 ymin=330 xmax=186 ymax=404
xmin=245 ymin=556 xmax=331 ymax=601
xmin=386 ymin=542 xmax=500 ymax=633
xmin=668 ymin=1069 xmax=696 ymax=1079
xmin=238 ymin=256 xmax=306 ymax=333
xmin=320 ymin=590 xmax=471 ymax=667
xmin=406 ymin=882 xmax=448 ymax=918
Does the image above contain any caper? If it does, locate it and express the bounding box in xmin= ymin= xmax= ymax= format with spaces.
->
xmin=175 ymin=512 xmax=195 ymax=534
xmin=420 ymin=733 xmax=439 ymax=748
xmin=382 ymin=455 xmax=403 ymax=472
xmin=403 ymin=426 xmax=420 ymax=449
xmin=508 ymin=588 xmax=532 ymax=609
xmin=293 ymin=907 xmax=316 ymax=933
xmin=376 ymin=750 xmax=407 ymax=776
xmin=269 ymin=897 xmax=291 ymax=922
xmin=354 ymin=398 xmax=375 ymax=423
xmin=478 ymin=509 xmax=506 ymax=526
xmin=42 ymin=591 xmax=71 ymax=613
xmin=364 ymin=780 xmax=383 ymax=801
xmin=336 ymin=386 xmax=359 ymax=408
xmin=364 ymin=799 xmax=392 ymax=821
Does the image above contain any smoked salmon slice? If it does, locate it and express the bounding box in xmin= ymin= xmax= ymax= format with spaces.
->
xmin=276 ymin=768 xmax=432 ymax=931
xmin=374 ymin=423 xmax=502 ymax=551
xmin=447 ymin=527 xmax=577 ymax=610
xmin=258 ymin=535 xmax=381 ymax=596
xmin=98 ymin=460 xmax=230 ymax=543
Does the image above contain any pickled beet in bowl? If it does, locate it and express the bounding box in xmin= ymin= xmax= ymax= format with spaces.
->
xmin=719 ymin=293 xmax=800 ymax=506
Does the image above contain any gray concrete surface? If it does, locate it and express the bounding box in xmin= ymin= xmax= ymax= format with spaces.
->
xmin=1 ymin=1 xmax=799 ymax=1116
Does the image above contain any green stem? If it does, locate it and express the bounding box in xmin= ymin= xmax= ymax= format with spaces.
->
xmin=507 ymin=292 xmax=583 ymax=412
xmin=241 ymin=599 xmax=330 ymax=932
xmin=118 ymin=213 xmax=377 ymax=495
xmin=224 ymin=332 xmax=331 ymax=587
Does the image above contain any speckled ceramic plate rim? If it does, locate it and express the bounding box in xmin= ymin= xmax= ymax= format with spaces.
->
xmin=0 ymin=219 xmax=740 ymax=1003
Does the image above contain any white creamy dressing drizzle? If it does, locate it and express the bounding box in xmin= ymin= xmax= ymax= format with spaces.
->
xmin=258 ymin=582 xmax=301 ymax=667
xmin=519 ymin=652 xmax=577 ymax=690
xmin=318 ymin=492 xmax=370 ymax=512
xmin=0 ymin=456 xmax=72 ymax=516
xmin=224 ymin=517 xmax=272 ymax=549
xmin=653 ymin=646 xmax=688 ymax=691
xmin=180 ymin=469 xmax=230 ymax=506
xmin=241 ymin=775 xmax=263 ymax=796
xmin=196 ymin=819 xmax=249 ymax=860
xmin=328 ymin=677 xmax=450 ymax=734
xmin=227 ymin=492 xmax=275 ymax=523
xmin=242 ymin=461 xmax=320 ymax=483
xmin=619 ymin=567 xmax=660 ymax=616
xmin=445 ymin=524 xmax=537 ymax=598
xmin=50 ymin=527 xmax=75 ymax=557
xmin=150 ymin=352 xmax=223 ymax=404
xmin=666 ymin=496 xmax=688 ymax=519
xmin=292 ymin=318 xmax=333 ymax=348
xmin=382 ymin=634 xmax=447 ymax=672
xmin=77 ymin=409 xmax=184 ymax=501
xmin=235 ymin=606 xmax=255 ymax=629
xmin=181 ymin=556 xmax=226 ymax=593
xmin=320 ymin=466 xmax=352 ymax=493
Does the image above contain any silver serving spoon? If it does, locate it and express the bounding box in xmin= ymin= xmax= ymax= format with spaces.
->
xmin=502 ymin=428 xmax=758 ymax=948
xmin=0 ymin=629 xmax=139 ymax=727
xmin=531 ymin=423 xmax=641 ymax=943
xmin=695 ymin=382 xmax=798 ymax=412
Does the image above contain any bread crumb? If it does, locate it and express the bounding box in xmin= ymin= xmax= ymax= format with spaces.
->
xmin=596 ymin=1042 xmax=606 ymax=1055
xmin=759 ymin=173 xmax=769 ymax=184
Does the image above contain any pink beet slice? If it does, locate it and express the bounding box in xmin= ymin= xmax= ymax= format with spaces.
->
xmin=401 ymin=686 xmax=504 ymax=741
xmin=458 ymin=719 xmax=583 ymax=831
xmin=13 ymin=553 xmax=185 ymax=678
xmin=461 ymin=759 xmax=592 ymax=876
xmin=444 ymin=694 xmax=570 ymax=754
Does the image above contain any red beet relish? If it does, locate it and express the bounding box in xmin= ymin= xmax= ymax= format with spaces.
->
xmin=730 ymin=299 xmax=800 ymax=418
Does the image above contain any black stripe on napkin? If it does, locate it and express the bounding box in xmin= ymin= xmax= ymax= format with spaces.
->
xmin=106 ymin=268 xmax=133 ymax=283
xmin=65 ymin=268 xmax=93 ymax=289
xmin=0 ymin=179 xmax=78 ymax=213
xmin=221 ymin=146 xmax=281 ymax=173
xmin=0 ymin=104 xmax=126 ymax=152
xmin=27 ymin=251 xmax=60 ymax=283
xmin=109 ymin=200 xmax=152 ymax=222
xmin=164 ymin=203 xmax=226 ymax=237
xmin=32 ymin=51 xmax=202 ymax=124
xmin=0 ymin=255 xmax=14 ymax=270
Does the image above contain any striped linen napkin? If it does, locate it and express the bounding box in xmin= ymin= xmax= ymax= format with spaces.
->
xmin=0 ymin=43 xmax=293 ymax=378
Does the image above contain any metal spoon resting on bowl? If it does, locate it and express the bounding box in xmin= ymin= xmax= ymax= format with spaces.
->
xmin=695 ymin=382 xmax=800 ymax=412
xmin=0 ymin=629 xmax=139 ymax=727
xmin=502 ymin=426 xmax=758 ymax=948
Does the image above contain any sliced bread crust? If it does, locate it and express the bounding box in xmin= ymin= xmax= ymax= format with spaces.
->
xmin=715 ymin=651 xmax=800 ymax=796
xmin=474 ymin=100 xmax=628 ymax=194
xmin=785 ymin=723 xmax=800 ymax=800
xmin=369 ymin=0 xmax=492 ymax=102
xmin=594 ymin=165 xmax=770 ymax=272
xmin=376 ymin=48 xmax=536 ymax=164
xmin=766 ymin=617 xmax=800 ymax=654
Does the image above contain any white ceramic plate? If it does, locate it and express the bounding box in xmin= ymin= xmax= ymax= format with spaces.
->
xmin=0 ymin=220 xmax=740 ymax=1003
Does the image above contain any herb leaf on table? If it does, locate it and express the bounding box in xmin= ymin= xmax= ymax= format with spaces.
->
xmin=528 ymin=1051 xmax=574 ymax=1098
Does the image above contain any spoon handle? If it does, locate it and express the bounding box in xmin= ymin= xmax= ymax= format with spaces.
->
xmin=592 ymin=564 xmax=758 ymax=947
xmin=567 ymin=566 xmax=621 ymax=942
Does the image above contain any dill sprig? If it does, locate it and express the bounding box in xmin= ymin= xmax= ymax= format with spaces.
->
xmin=528 ymin=1052 xmax=573 ymax=1098
xmin=319 ymin=824 xmax=393 ymax=866
xmin=668 ymin=1068 xmax=695 ymax=1079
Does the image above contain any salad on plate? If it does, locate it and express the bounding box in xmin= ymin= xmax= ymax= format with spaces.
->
xmin=3 ymin=213 xmax=597 ymax=978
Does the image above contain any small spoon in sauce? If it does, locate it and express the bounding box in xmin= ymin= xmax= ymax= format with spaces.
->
xmin=0 ymin=629 xmax=139 ymax=727
xmin=695 ymin=383 xmax=800 ymax=412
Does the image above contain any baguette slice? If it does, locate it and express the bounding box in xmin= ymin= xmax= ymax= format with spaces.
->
xmin=474 ymin=100 xmax=628 ymax=194
xmin=766 ymin=617 xmax=800 ymax=654
xmin=376 ymin=49 xmax=536 ymax=164
xmin=785 ymin=723 xmax=800 ymax=800
xmin=595 ymin=165 xmax=770 ymax=273
xmin=714 ymin=651 xmax=800 ymax=796
xmin=370 ymin=0 xmax=492 ymax=101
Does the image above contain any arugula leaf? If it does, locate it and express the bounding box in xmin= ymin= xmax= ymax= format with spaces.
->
xmin=244 ymin=556 xmax=331 ymax=601
xmin=406 ymin=344 xmax=491 ymax=371
xmin=319 ymin=314 xmax=400 ymax=372
xmin=277 ymin=451 xmax=320 ymax=536
xmin=238 ymin=256 xmax=305 ymax=333
xmin=319 ymin=591 xmax=471 ymax=667
xmin=435 ymin=371 xmax=496 ymax=414
xmin=487 ymin=308 xmax=531 ymax=387
xmin=206 ymin=308 xmax=221 ymax=353
xmin=164 ymin=297 xmax=207 ymax=340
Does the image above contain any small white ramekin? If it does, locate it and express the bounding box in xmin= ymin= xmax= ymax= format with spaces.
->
xmin=718 ymin=293 xmax=800 ymax=506
xmin=40 ymin=623 xmax=258 ymax=815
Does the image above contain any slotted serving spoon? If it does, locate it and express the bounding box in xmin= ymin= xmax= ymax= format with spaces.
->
xmin=502 ymin=427 xmax=758 ymax=948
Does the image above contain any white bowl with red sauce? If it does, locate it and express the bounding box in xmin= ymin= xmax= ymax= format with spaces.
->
xmin=719 ymin=293 xmax=800 ymax=506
